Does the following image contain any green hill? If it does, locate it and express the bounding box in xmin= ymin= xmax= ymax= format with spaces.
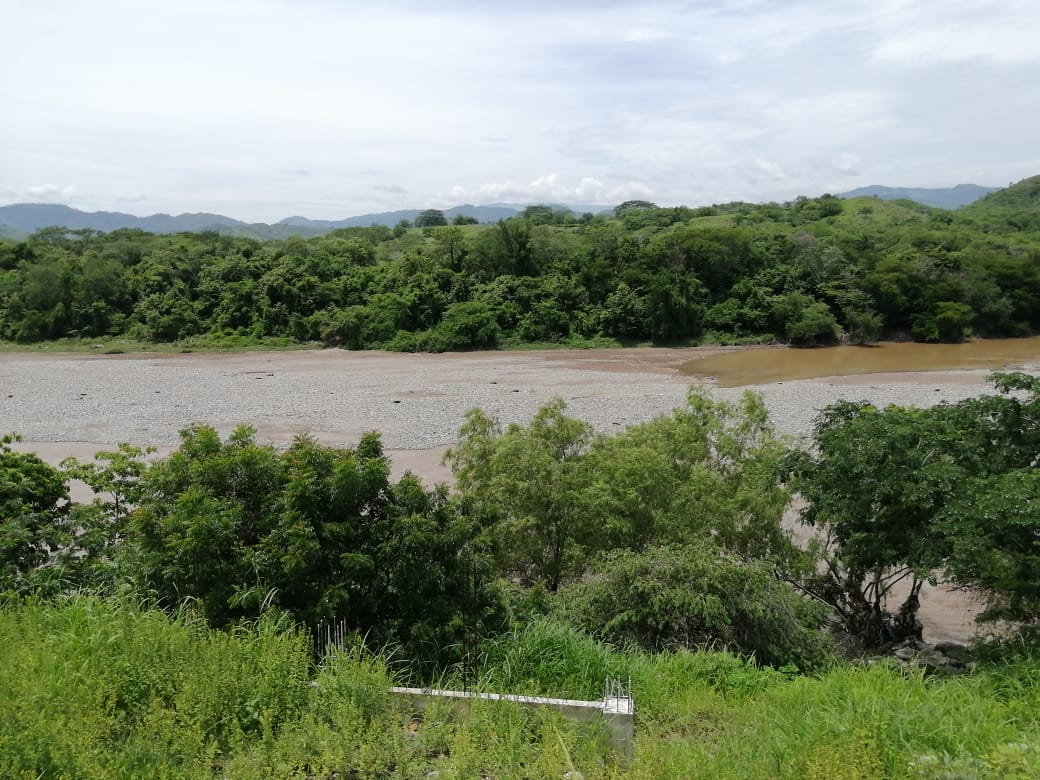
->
xmin=959 ymin=175 xmax=1040 ymax=231
xmin=840 ymin=183 xmax=996 ymax=209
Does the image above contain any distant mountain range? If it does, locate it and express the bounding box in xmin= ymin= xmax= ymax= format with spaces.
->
xmin=838 ymin=183 xmax=998 ymax=209
xmin=0 ymin=185 xmax=1006 ymax=239
xmin=0 ymin=202 xmax=612 ymax=240
xmin=279 ymin=204 xmax=522 ymax=230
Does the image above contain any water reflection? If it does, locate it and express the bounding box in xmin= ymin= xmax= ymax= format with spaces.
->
xmin=679 ymin=338 xmax=1040 ymax=387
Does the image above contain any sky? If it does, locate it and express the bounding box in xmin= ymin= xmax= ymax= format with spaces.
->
xmin=3 ymin=0 xmax=1039 ymax=223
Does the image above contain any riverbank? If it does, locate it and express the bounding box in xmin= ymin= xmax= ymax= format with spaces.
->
xmin=6 ymin=345 xmax=1029 ymax=448
xmin=3 ymin=345 xmax=1030 ymax=469
xmin=4 ymin=345 xmax=1036 ymax=644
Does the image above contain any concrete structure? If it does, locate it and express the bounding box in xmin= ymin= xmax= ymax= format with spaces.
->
xmin=389 ymin=678 xmax=635 ymax=756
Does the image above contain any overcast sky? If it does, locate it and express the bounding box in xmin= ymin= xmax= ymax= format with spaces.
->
xmin=3 ymin=0 xmax=1038 ymax=222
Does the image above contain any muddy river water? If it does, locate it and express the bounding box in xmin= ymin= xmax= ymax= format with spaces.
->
xmin=680 ymin=336 xmax=1040 ymax=386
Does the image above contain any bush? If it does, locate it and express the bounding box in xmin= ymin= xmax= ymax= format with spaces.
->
xmin=845 ymin=308 xmax=884 ymax=345
xmin=553 ymin=545 xmax=835 ymax=670
xmin=434 ymin=300 xmax=500 ymax=349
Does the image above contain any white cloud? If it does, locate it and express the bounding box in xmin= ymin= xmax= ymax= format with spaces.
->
xmin=622 ymin=26 xmax=676 ymax=43
xmin=872 ymin=1 xmax=1040 ymax=65
xmin=23 ymin=184 xmax=76 ymax=204
xmin=831 ymin=153 xmax=863 ymax=176
xmin=742 ymin=159 xmax=787 ymax=183
xmin=0 ymin=1 xmax=1036 ymax=220
xmin=444 ymin=174 xmax=653 ymax=205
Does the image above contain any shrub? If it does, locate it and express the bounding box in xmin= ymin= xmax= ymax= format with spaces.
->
xmin=553 ymin=545 xmax=834 ymax=670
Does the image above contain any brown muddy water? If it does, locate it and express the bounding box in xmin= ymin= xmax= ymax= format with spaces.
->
xmin=680 ymin=337 xmax=1040 ymax=386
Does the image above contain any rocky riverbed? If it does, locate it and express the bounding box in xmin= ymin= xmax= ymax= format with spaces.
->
xmin=2 ymin=346 xmax=1026 ymax=451
xmin=3 ymin=346 xmax=1036 ymax=644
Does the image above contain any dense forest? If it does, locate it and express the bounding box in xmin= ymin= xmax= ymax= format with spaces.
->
xmin=2 ymin=176 xmax=1040 ymax=350
xmin=4 ymin=371 xmax=1040 ymax=775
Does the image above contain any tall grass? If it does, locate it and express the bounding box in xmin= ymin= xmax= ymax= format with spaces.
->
xmin=4 ymin=601 xmax=1040 ymax=778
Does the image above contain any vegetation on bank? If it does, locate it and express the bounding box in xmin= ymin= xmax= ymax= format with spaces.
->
xmin=4 ymin=371 xmax=1040 ymax=775
xmin=2 ymin=177 xmax=1040 ymax=351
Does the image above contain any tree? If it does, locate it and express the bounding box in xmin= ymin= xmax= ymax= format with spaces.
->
xmin=788 ymin=402 xmax=963 ymax=647
xmin=580 ymin=388 xmax=795 ymax=560
xmin=600 ymin=282 xmax=648 ymax=339
xmin=939 ymin=470 xmax=1040 ymax=626
xmin=519 ymin=205 xmax=554 ymax=225
xmin=414 ymin=209 xmax=447 ymax=228
xmin=447 ymin=389 xmax=798 ymax=592
xmin=788 ymin=373 xmax=1040 ymax=647
xmin=447 ymin=399 xmax=593 ymax=592
xmin=934 ymin=301 xmax=975 ymax=342
xmin=127 ymin=426 xmax=393 ymax=627
xmin=613 ymin=200 xmax=658 ymax=218
xmin=785 ymin=300 xmax=841 ymax=345
xmin=932 ymin=373 xmax=1040 ymax=625
xmin=125 ymin=425 xmax=504 ymax=663
xmin=771 ymin=292 xmax=841 ymax=345
xmin=431 ymin=226 xmax=467 ymax=271
xmin=0 ymin=434 xmax=71 ymax=594
xmin=844 ymin=308 xmax=884 ymax=345
xmin=433 ymin=300 xmax=499 ymax=349
xmin=61 ymin=443 xmax=153 ymax=588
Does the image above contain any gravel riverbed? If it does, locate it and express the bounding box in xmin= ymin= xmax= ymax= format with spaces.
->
xmin=3 ymin=346 xmax=1037 ymax=644
xmin=1 ymin=348 xmax=1028 ymax=451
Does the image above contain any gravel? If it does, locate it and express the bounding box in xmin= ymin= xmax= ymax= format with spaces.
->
xmin=2 ymin=350 xmax=1033 ymax=451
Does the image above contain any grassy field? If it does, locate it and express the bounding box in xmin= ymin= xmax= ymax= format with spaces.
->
xmin=3 ymin=598 xmax=1040 ymax=779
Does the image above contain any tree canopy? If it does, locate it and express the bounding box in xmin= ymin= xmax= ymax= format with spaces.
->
xmin=4 ymin=177 xmax=1040 ymax=350
xmin=789 ymin=372 xmax=1040 ymax=646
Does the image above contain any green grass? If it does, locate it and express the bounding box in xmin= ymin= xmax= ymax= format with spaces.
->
xmin=4 ymin=601 xmax=1040 ymax=778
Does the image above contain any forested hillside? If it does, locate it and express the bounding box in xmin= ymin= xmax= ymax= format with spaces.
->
xmin=2 ymin=178 xmax=1040 ymax=350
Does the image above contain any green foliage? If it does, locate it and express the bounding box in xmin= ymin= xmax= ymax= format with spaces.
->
xmin=124 ymin=426 xmax=504 ymax=665
xmin=584 ymin=388 xmax=795 ymax=560
xmin=414 ymin=208 xmax=447 ymax=228
xmin=448 ymin=398 xmax=593 ymax=592
xmin=0 ymin=596 xmax=313 ymax=778
xmin=934 ymin=301 xmax=975 ymax=342
xmin=448 ymin=389 xmax=798 ymax=599
xmin=844 ymin=308 xmax=884 ymax=344
xmin=0 ymin=434 xmax=71 ymax=595
xmin=0 ymin=599 xmax=621 ymax=777
xmin=431 ymin=299 xmax=500 ymax=350
xmin=7 ymin=594 xmax=1040 ymax=777
xmin=478 ymin=616 xmax=624 ymax=699
xmin=554 ymin=545 xmax=834 ymax=669
xmin=614 ymin=199 xmax=658 ymax=218
xmin=771 ymin=292 xmax=841 ymax=345
xmin=59 ymin=442 xmax=153 ymax=588
xmin=601 ymin=281 xmax=648 ymax=338
xmin=3 ymin=179 xmax=1040 ymax=350
xmin=791 ymin=372 xmax=1040 ymax=645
